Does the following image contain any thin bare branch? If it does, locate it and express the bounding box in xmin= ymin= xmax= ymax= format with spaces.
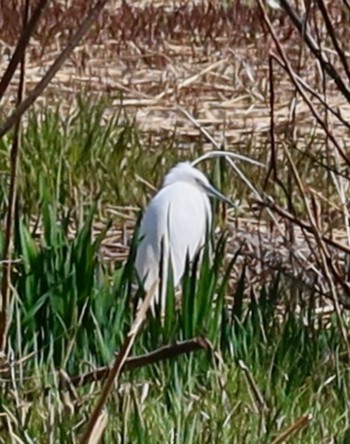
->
xmin=271 ymin=413 xmax=313 ymax=444
xmin=238 ymin=360 xmax=269 ymax=412
xmin=272 ymin=54 xmax=350 ymax=131
xmin=315 ymin=0 xmax=350 ymax=83
xmin=0 ymin=0 xmax=30 ymax=356
xmin=263 ymin=56 xmax=279 ymax=191
xmin=0 ymin=0 xmax=110 ymax=139
xmin=344 ymin=0 xmax=350 ymax=13
xmin=0 ymin=0 xmax=50 ymax=100
xmin=283 ymin=147 xmax=350 ymax=356
xmin=254 ymin=196 xmax=350 ymax=255
xmin=257 ymin=0 xmax=350 ymax=168
xmin=79 ymin=280 xmax=157 ymax=444
xmin=278 ymin=0 xmax=350 ymax=103
xmin=65 ymin=337 xmax=211 ymax=388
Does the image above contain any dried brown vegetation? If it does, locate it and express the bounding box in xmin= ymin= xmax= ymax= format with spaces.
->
xmin=2 ymin=0 xmax=350 ymax=308
xmin=1 ymin=0 xmax=348 ymax=141
xmin=1 ymin=1 xmax=350 ymax=441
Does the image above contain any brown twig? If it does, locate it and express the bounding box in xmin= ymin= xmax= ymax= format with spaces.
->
xmin=271 ymin=413 xmax=312 ymax=444
xmin=5 ymin=337 xmax=212 ymax=400
xmin=0 ymin=0 xmax=30 ymax=356
xmin=254 ymin=196 xmax=350 ymax=255
xmin=0 ymin=0 xmax=50 ymax=100
xmin=263 ymin=55 xmax=276 ymax=191
xmin=68 ymin=337 xmax=211 ymax=388
xmin=315 ymin=0 xmax=350 ymax=83
xmin=283 ymin=147 xmax=350 ymax=356
xmin=257 ymin=0 xmax=350 ymax=168
xmin=0 ymin=0 xmax=110 ymax=139
xmin=264 ymin=56 xmax=291 ymax=203
xmin=344 ymin=0 xmax=350 ymax=13
xmin=79 ymin=280 xmax=157 ymax=444
xmin=278 ymin=0 xmax=350 ymax=103
xmin=238 ymin=359 xmax=268 ymax=413
xmin=271 ymin=54 xmax=350 ymax=131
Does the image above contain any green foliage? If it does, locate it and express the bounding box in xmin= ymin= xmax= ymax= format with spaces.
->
xmin=11 ymin=200 xmax=127 ymax=369
xmin=0 ymin=101 xmax=348 ymax=442
xmin=0 ymin=96 xmax=185 ymax=217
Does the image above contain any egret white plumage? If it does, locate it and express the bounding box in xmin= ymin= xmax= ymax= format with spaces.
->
xmin=134 ymin=161 xmax=235 ymax=313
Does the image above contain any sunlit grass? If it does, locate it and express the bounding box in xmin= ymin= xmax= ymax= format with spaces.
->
xmin=0 ymin=99 xmax=349 ymax=443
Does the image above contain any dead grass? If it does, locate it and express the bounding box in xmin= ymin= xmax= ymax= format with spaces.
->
xmin=1 ymin=0 xmax=349 ymax=147
xmin=2 ymin=0 xmax=350 ymax=310
xmin=1 ymin=5 xmax=350 ymax=440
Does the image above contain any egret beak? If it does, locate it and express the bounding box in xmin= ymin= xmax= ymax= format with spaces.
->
xmin=204 ymin=183 xmax=237 ymax=208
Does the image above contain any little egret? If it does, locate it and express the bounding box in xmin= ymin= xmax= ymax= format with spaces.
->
xmin=134 ymin=161 xmax=236 ymax=314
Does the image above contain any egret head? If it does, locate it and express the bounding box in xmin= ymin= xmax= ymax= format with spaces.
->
xmin=163 ymin=162 xmax=236 ymax=207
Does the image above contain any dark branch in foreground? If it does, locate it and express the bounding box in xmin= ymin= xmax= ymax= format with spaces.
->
xmin=66 ymin=337 xmax=212 ymax=389
xmin=15 ymin=337 xmax=213 ymax=399
xmin=278 ymin=0 xmax=350 ymax=103
xmin=0 ymin=0 xmax=30 ymax=356
xmin=255 ymin=196 xmax=350 ymax=255
xmin=0 ymin=0 xmax=110 ymax=139
xmin=0 ymin=0 xmax=50 ymax=100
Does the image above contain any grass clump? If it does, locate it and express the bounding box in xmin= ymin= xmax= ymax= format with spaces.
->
xmin=0 ymin=100 xmax=348 ymax=443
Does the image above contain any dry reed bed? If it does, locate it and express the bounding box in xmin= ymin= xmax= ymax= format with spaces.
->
xmin=1 ymin=1 xmax=349 ymax=144
xmin=1 ymin=0 xmax=350 ymax=307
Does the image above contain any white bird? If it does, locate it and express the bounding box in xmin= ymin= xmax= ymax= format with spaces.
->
xmin=135 ymin=161 xmax=235 ymax=315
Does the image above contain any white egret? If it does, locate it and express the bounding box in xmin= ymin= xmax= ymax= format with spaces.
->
xmin=134 ymin=161 xmax=236 ymax=314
